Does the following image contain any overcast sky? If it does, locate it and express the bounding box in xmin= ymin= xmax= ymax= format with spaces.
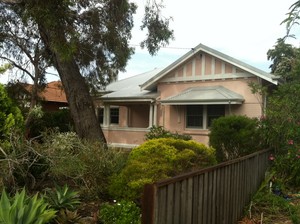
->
xmin=118 ymin=0 xmax=298 ymax=79
xmin=0 ymin=0 xmax=298 ymax=83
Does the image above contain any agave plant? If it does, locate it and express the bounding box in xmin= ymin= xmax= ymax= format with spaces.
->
xmin=55 ymin=209 xmax=84 ymax=224
xmin=0 ymin=188 xmax=56 ymax=224
xmin=45 ymin=184 xmax=81 ymax=211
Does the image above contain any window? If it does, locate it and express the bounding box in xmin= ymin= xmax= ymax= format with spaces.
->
xmin=110 ymin=107 xmax=119 ymax=124
xmin=186 ymin=105 xmax=225 ymax=129
xmin=186 ymin=105 xmax=203 ymax=128
xmin=207 ymin=105 xmax=225 ymax=127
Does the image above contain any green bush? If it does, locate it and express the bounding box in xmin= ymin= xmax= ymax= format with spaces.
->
xmin=27 ymin=108 xmax=73 ymax=138
xmin=209 ymin=115 xmax=261 ymax=162
xmin=109 ymin=138 xmax=216 ymax=201
xmin=99 ymin=200 xmax=141 ymax=224
xmin=41 ymin=131 xmax=128 ymax=200
xmin=272 ymin=145 xmax=300 ymax=187
xmin=0 ymin=188 xmax=56 ymax=224
xmin=0 ymin=84 xmax=23 ymax=141
xmin=145 ymin=126 xmax=192 ymax=141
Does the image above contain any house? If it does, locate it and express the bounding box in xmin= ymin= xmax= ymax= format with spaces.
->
xmin=96 ymin=43 xmax=278 ymax=148
xmin=37 ymin=81 xmax=68 ymax=111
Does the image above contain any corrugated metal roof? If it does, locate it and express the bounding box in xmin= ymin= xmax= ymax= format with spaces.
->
xmin=101 ymin=68 xmax=163 ymax=101
xmin=160 ymin=86 xmax=244 ymax=105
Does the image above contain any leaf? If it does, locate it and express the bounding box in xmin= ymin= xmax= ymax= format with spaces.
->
xmin=0 ymin=189 xmax=11 ymax=222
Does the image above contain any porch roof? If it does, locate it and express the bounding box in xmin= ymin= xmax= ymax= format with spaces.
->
xmin=160 ymin=86 xmax=244 ymax=105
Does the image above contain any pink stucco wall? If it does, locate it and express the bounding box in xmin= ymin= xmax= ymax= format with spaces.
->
xmin=127 ymin=104 xmax=149 ymax=128
xmin=103 ymin=128 xmax=148 ymax=146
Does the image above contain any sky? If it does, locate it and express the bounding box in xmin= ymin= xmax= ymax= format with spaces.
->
xmin=118 ymin=0 xmax=299 ymax=79
xmin=0 ymin=0 xmax=298 ymax=83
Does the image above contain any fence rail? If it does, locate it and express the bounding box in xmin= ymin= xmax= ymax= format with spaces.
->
xmin=142 ymin=149 xmax=271 ymax=224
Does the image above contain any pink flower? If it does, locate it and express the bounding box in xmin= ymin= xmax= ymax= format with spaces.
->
xmin=288 ymin=139 xmax=294 ymax=145
xmin=269 ymin=154 xmax=275 ymax=161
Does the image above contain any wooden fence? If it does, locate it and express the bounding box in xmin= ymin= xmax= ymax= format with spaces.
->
xmin=142 ymin=149 xmax=271 ymax=224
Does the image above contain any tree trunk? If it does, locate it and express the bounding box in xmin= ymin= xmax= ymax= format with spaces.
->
xmin=39 ymin=27 xmax=107 ymax=144
xmin=56 ymin=56 xmax=107 ymax=143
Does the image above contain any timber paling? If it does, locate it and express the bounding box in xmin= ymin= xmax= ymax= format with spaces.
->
xmin=142 ymin=149 xmax=271 ymax=224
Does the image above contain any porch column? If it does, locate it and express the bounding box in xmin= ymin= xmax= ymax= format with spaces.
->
xmin=153 ymin=104 xmax=157 ymax=126
xmin=125 ymin=106 xmax=129 ymax=127
xmin=149 ymin=104 xmax=154 ymax=128
xmin=103 ymin=105 xmax=110 ymax=127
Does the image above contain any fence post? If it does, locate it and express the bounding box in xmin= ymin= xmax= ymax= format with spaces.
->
xmin=142 ymin=184 xmax=157 ymax=224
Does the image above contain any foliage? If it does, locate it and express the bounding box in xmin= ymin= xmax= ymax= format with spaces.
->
xmin=0 ymin=63 xmax=12 ymax=74
xmin=244 ymin=176 xmax=300 ymax=224
xmin=267 ymin=38 xmax=300 ymax=82
xmin=260 ymin=83 xmax=300 ymax=154
xmin=145 ymin=125 xmax=192 ymax=141
xmin=0 ymin=188 xmax=56 ymax=224
xmin=0 ymin=84 xmax=24 ymax=141
xmin=27 ymin=108 xmax=73 ymax=138
xmin=54 ymin=209 xmax=83 ymax=224
xmin=0 ymin=3 xmax=49 ymax=110
xmin=270 ymin=139 xmax=300 ymax=187
xmin=45 ymin=184 xmax=80 ymax=211
xmin=0 ymin=0 xmax=174 ymax=142
xmin=209 ymin=115 xmax=261 ymax=162
xmin=109 ymin=138 xmax=216 ymax=201
xmin=0 ymin=132 xmax=49 ymax=192
xmin=99 ymin=200 xmax=141 ymax=224
xmin=40 ymin=131 xmax=128 ymax=200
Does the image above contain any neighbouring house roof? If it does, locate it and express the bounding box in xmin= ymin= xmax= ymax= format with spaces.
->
xmin=101 ymin=67 xmax=164 ymax=102
xmin=160 ymin=86 xmax=244 ymax=105
xmin=41 ymin=81 xmax=67 ymax=103
xmin=23 ymin=81 xmax=67 ymax=103
xmin=140 ymin=43 xmax=278 ymax=91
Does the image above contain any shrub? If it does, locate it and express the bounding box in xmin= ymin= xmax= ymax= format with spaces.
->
xmin=109 ymin=138 xmax=216 ymax=201
xmin=271 ymin=143 xmax=300 ymax=187
xmin=209 ymin=115 xmax=261 ymax=162
xmin=0 ymin=84 xmax=23 ymax=141
xmin=0 ymin=188 xmax=56 ymax=224
xmin=145 ymin=126 xmax=192 ymax=141
xmin=99 ymin=200 xmax=141 ymax=224
xmin=0 ymin=133 xmax=49 ymax=192
xmin=27 ymin=108 xmax=73 ymax=138
xmin=41 ymin=131 xmax=128 ymax=200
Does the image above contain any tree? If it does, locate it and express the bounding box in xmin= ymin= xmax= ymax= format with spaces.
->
xmin=267 ymin=38 xmax=300 ymax=83
xmin=0 ymin=0 xmax=173 ymax=143
xmin=262 ymin=0 xmax=300 ymax=153
xmin=0 ymin=5 xmax=50 ymax=106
